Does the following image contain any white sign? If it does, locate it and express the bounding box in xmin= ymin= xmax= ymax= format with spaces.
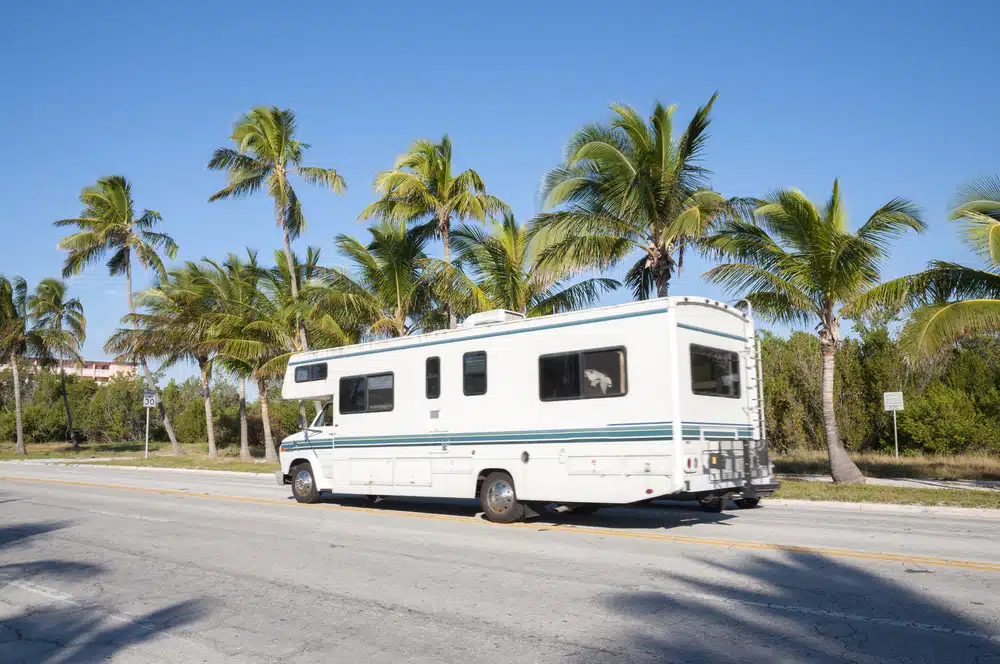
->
xmin=142 ymin=390 xmax=157 ymax=408
xmin=883 ymin=391 xmax=904 ymax=412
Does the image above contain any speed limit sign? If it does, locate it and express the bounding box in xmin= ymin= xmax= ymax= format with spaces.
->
xmin=142 ymin=390 xmax=157 ymax=408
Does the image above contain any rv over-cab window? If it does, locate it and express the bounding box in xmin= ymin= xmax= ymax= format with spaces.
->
xmin=463 ymin=352 xmax=487 ymax=396
xmin=690 ymin=345 xmax=740 ymax=398
xmin=539 ymin=348 xmax=627 ymax=401
xmin=294 ymin=363 xmax=328 ymax=383
xmin=339 ymin=373 xmax=394 ymax=414
xmin=426 ymin=357 xmax=440 ymax=399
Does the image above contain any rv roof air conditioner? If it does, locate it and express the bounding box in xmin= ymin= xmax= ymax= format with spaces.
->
xmin=461 ymin=310 xmax=525 ymax=328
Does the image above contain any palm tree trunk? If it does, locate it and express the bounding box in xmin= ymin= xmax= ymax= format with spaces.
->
xmin=655 ymin=276 xmax=669 ymax=298
xmin=200 ymin=360 xmax=217 ymax=457
xmin=239 ymin=375 xmax=250 ymax=460
xmin=259 ymin=377 xmax=277 ymax=463
xmin=59 ymin=363 xmax=76 ymax=449
xmin=441 ymin=214 xmax=457 ymax=329
xmin=281 ymin=214 xmax=312 ymax=421
xmin=11 ymin=359 xmax=25 ymax=455
xmin=126 ymin=265 xmax=183 ymax=454
xmin=820 ymin=345 xmax=865 ymax=484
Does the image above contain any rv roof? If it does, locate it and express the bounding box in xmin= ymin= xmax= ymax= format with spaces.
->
xmin=289 ymin=296 xmax=747 ymax=365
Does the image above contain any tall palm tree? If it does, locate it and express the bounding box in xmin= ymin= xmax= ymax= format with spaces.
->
xmin=207 ymin=106 xmax=345 ymax=351
xmin=107 ymin=264 xmax=220 ymax=455
xmin=54 ymin=175 xmax=183 ymax=455
xmin=530 ymin=94 xmax=731 ymax=299
xmin=359 ymin=135 xmax=509 ymax=328
xmin=855 ymin=175 xmax=1000 ymax=360
xmin=438 ymin=212 xmax=620 ymax=317
xmin=202 ymin=253 xmax=268 ymax=461
xmin=28 ymin=279 xmax=86 ymax=448
xmin=321 ymin=221 xmax=436 ymax=338
xmin=704 ymin=180 xmax=923 ymax=484
xmin=0 ymin=276 xmax=47 ymax=454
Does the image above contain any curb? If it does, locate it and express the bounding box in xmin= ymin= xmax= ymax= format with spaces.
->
xmin=765 ymin=498 xmax=1000 ymax=519
xmin=50 ymin=463 xmax=277 ymax=478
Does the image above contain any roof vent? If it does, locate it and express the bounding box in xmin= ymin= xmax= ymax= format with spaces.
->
xmin=461 ymin=310 xmax=525 ymax=328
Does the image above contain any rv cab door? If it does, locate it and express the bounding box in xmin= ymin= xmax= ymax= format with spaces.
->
xmin=307 ymin=401 xmax=337 ymax=480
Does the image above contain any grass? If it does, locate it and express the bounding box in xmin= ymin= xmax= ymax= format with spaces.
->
xmin=77 ymin=456 xmax=279 ymax=474
xmin=773 ymin=479 xmax=1000 ymax=509
xmin=774 ymin=450 xmax=1000 ymax=482
xmin=0 ymin=441 xmax=197 ymax=460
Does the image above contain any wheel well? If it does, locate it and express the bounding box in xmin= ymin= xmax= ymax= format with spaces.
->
xmin=289 ymin=458 xmax=311 ymax=473
xmin=475 ymin=468 xmax=511 ymax=498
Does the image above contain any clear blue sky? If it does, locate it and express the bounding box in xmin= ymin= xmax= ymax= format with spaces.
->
xmin=1 ymin=1 xmax=996 ymax=383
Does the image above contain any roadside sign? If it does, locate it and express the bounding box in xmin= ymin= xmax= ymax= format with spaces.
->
xmin=883 ymin=391 xmax=904 ymax=458
xmin=883 ymin=392 xmax=904 ymax=412
xmin=143 ymin=390 xmax=157 ymax=408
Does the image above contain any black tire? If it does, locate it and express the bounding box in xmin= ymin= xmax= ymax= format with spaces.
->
xmin=699 ymin=496 xmax=725 ymax=513
xmin=735 ymin=497 xmax=761 ymax=509
xmin=290 ymin=462 xmax=321 ymax=504
xmin=570 ymin=504 xmax=601 ymax=515
xmin=480 ymin=471 xmax=525 ymax=523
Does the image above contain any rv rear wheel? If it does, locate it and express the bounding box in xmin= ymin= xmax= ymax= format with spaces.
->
xmin=735 ymin=497 xmax=761 ymax=509
xmin=699 ymin=495 xmax=726 ymax=513
xmin=290 ymin=462 xmax=320 ymax=504
xmin=480 ymin=471 xmax=525 ymax=523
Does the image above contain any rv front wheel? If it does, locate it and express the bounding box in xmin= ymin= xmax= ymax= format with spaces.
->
xmin=480 ymin=471 xmax=525 ymax=523
xmin=290 ymin=462 xmax=320 ymax=504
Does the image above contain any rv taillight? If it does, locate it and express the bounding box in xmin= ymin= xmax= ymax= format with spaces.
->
xmin=646 ymin=489 xmax=653 ymax=494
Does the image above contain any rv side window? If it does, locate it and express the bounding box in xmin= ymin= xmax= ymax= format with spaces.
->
xmin=313 ymin=402 xmax=334 ymax=427
xmin=539 ymin=348 xmax=626 ymax=401
xmin=463 ymin=351 xmax=487 ymax=396
xmin=690 ymin=345 xmax=741 ymax=398
xmin=367 ymin=373 xmax=394 ymax=412
xmin=294 ymin=363 xmax=328 ymax=383
xmin=339 ymin=376 xmax=366 ymax=413
xmin=426 ymin=357 xmax=440 ymax=399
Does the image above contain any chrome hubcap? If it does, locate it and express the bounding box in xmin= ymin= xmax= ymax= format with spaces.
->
xmin=486 ymin=479 xmax=515 ymax=513
xmin=294 ymin=469 xmax=313 ymax=496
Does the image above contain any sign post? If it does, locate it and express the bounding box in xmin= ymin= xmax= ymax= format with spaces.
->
xmin=883 ymin=391 xmax=904 ymax=458
xmin=142 ymin=390 xmax=157 ymax=459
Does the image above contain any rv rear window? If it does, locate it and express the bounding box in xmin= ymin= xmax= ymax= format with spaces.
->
xmin=339 ymin=373 xmax=395 ymax=414
xmin=294 ymin=363 xmax=328 ymax=383
xmin=463 ymin=352 xmax=487 ymax=396
xmin=690 ymin=345 xmax=741 ymax=398
xmin=539 ymin=348 xmax=626 ymax=401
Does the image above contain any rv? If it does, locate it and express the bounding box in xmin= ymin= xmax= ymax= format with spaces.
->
xmin=276 ymin=297 xmax=779 ymax=522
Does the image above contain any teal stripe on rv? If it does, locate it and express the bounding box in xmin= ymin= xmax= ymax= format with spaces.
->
xmin=676 ymin=323 xmax=748 ymax=342
xmin=282 ymin=422 xmax=754 ymax=451
xmin=289 ymin=306 xmax=670 ymax=366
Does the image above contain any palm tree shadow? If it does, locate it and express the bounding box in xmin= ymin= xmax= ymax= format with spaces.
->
xmin=1 ymin=521 xmax=212 ymax=662
xmin=581 ymin=553 xmax=1000 ymax=663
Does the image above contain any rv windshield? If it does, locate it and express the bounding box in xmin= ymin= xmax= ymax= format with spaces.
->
xmin=311 ymin=402 xmax=334 ymax=428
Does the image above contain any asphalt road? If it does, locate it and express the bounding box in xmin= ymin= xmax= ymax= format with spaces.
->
xmin=1 ymin=463 xmax=998 ymax=663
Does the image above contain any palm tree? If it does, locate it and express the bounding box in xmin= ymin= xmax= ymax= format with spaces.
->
xmin=0 ymin=276 xmax=47 ymax=454
xmin=207 ymin=106 xmax=345 ymax=351
xmin=107 ymin=264 xmax=220 ymax=455
xmin=703 ymin=180 xmax=924 ymax=483
xmin=855 ymin=175 xmax=1000 ymax=360
xmin=28 ymin=279 xmax=86 ymax=448
xmin=530 ymin=94 xmax=731 ymax=299
xmin=321 ymin=221 xmax=436 ymax=338
xmin=54 ymin=175 xmax=183 ymax=455
xmin=359 ymin=135 xmax=509 ymax=328
xmin=438 ymin=212 xmax=620 ymax=317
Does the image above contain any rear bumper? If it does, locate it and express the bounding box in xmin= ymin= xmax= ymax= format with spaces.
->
xmin=743 ymin=481 xmax=781 ymax=497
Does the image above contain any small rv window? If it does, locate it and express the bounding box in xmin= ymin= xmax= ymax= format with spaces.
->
xmin=339 ymin=376 xmax=366 ymax=413
xmin=690 ymin=345 xmax=741 ymax=398
xmin=294 ymin=363 xmax=328 ymax=383
xmin=426 ymin=357 xmax=440 ymax=399
xmin=366 ymin=373 xmax=394 ymax=412
xmin=463 ymin=351 xmax=487 ymax=396
xmin=539 ymin=348 xmax=626 ymax=401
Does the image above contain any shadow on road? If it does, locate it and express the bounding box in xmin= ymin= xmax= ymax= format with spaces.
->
xmin=0 ymin=521 xmax=212 ymax=662
xmin=315 ymin=493 xmax=737 ymax=530
xmin=576 ymin=553 xmax=1000 ymax=663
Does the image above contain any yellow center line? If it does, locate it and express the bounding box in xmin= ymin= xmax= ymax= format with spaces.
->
xmin=4 ymin=474 xmax=999 ymax=573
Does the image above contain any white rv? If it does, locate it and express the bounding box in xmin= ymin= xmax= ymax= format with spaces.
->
xmin=276 ymin=297 xmax=779 ymax=522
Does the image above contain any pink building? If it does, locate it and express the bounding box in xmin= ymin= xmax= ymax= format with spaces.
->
xmin=2 ymin=359 xmax=138 ymax=384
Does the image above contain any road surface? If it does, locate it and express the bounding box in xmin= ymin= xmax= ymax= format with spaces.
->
xmin=1 ymin=463 xmax=998 ymax=663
